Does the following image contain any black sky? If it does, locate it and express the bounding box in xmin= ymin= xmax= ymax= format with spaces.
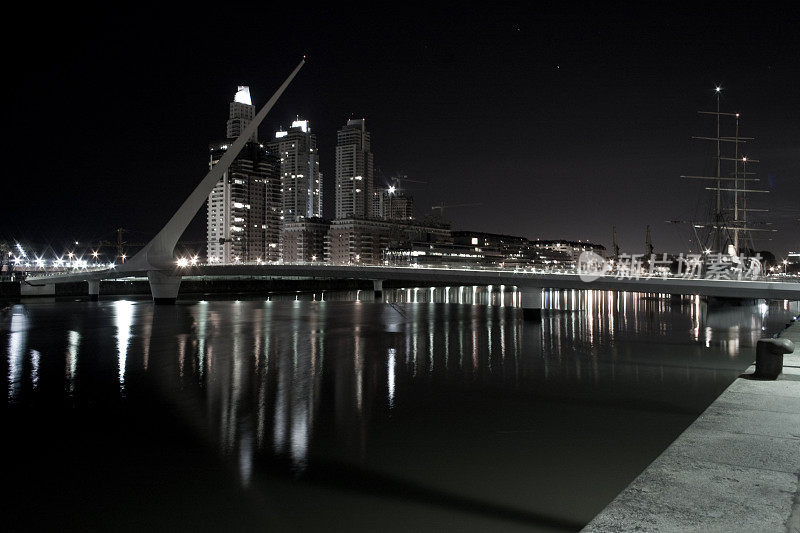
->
xmin=5 ymin=3 xmax=799 ymax=256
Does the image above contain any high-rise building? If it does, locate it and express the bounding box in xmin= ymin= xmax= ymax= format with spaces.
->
xmin=335 ymin=118 xmax=373 ymax=219
xmin=227 ymin=86 xmax=256 ymax=142
xmin=281 ymin=217 xmax=330 ymax=263
xmin=373 ymin=188 xmax=414 ymax=221
xmin=267 ymin=119 xmax=322 ymax=221
xmin=206 ymin=87 xmax=282 ymax=263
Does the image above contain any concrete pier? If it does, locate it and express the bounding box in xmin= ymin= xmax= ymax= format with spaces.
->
xmin=88 ymin=280 xmax=100 ymax=301
xmin=520 ymin=287 xmax=543 ymax=320
xmin=583 ymin=318 xmax=800 ymax=532
xmin=147 ymin=271 xmax=182 ymax=304
xmin=20 ymin=281 xmax=55 ymax=297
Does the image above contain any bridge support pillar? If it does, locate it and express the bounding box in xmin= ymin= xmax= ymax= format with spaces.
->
xmin=20 ymin=282 xmax=55 ymax=297
xmin=520 ymin=287 xmax=542 ymax=320
xmin=147 ymin=271 xmax=182 ymax=304
xmin=373 ymin=279 xmax=384 ymax=298
xmin=88 ymin=280 xmax=100 ymax=301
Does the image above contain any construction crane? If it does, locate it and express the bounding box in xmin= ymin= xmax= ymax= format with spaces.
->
xmin=431 ymin=203 xmax=482 ymax=220
xmin=93 ymin=228 xmax=147 ymax=262
xmin=390 ymin=173 xmax=427 ymax=184
xmin=380 ymin=173 xmax=428 ymax=195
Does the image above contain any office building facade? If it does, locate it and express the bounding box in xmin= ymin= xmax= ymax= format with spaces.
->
xmin=281 ymin=217 xmax=331 ymax=263
xmin=335 ymin=119 xmax=373 ymax=219
xmin=267 ymin=119 xmax=322 ymax=222
xmin=206 ymin=86 xmax=282 ymax=263
xmin=326 ymin=218 xmax=451 ymax=265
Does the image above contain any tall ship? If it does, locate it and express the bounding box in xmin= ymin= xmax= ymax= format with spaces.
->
xmin=677 ymin=86 xmax=773 ymax=255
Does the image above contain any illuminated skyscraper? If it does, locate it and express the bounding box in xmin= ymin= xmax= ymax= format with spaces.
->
xmin=335 ymin=118 xmax=373 ymax=219
xmin=206 ymin=86 xmax=281 ymax=263
xmin=267 ymin=119 xmax=322 ymax=221
xmin=227 ymin=86 xmax=256 ymax=142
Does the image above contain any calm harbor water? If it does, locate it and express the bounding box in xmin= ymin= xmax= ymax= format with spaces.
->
xmin=2 ymin=288 xmax=797 ymax=532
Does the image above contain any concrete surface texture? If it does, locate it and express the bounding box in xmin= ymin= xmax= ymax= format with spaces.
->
xmin=583 ymin=318 xmax=800 ymax=533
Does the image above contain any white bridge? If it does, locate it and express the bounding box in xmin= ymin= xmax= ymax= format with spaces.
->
xmin=23 ymin=261 xmax=800 ymax=317
xmin=21 ymin=58 xmax=800 ymax=312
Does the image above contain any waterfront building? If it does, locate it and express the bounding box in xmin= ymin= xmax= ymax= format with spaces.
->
xmin=335 ymin=119 xmax=374 ymax=219
xmin=532 ymin=239 xmax=607 ymax=264
xmin=451 ymin=231 xmax=574 ymax=268
xmin=385 ymin=241 xmax=500 ymax=267
xmin=206 ymin=87 xmax=282 ymax=263
xmin=326 ymin=218 xmax=451 ymax=265
xmin=267 ymin=119 xmax=322 ymax=222
xmin=452 ymin=231 xmax=529 ymax=261
xmin=281 ymin=217 xmax=331 ymax=263
xmin=387 ymin=231 xmax=588 ymax=269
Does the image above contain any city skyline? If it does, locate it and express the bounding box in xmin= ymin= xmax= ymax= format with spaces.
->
xmin=4 ymin=4 xmax=798 ymax=255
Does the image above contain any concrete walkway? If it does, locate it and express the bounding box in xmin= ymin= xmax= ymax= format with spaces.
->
xmin=583 ymin=318 xmax=800 ymax=532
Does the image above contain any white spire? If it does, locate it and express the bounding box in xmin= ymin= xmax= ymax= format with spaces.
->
xmin=234 ymin=86 xmax=252 ymax=105
xmin=291 ymin=119 xmax=309 ymax=132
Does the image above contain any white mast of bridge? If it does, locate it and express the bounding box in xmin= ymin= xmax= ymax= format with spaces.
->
xmin=122 ymin=58 xmax=305 ymax=301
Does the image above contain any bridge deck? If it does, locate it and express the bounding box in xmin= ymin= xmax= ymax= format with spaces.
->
xmin=25 ymin=264 xmax=800 ymax=300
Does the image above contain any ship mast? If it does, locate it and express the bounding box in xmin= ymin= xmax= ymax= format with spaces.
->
xmin=715 ymin=87 xmax=722 ymax=252
xmin=733 ymin=111 xmax=739 ymax=253
xmin=680 ymin=86 xmax=773 ymax=255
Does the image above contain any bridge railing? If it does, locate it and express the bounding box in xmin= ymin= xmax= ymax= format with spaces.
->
xmin=188 ymin=261 xmax=800 ymax=284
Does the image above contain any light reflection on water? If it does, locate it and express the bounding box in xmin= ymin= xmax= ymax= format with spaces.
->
xmin=114 ymin=300 xmax=134 ymax=394
xmin=6 ymin=306 xmax=27 ymax=401
xmin=2 ymin=289 xmax=798 ymax=530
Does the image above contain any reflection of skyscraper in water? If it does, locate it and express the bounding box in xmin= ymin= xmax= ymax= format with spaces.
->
xmin=66 ymin=329 xmax=80 ymax=395
xmin=271 ymin=309 xmax=324 ymax=471
xmin=7 ymin=307 xmax=28 ymax=402
xmin=196 ymin=303 xmax=258 ymax=486
xmin=114 ymin=300 xmax=134 ymax=395
xmin=133 ymin=292 xmax=789 ymax=492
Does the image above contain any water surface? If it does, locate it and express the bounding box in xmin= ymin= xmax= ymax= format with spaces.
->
xmin=2 ymin=289 xmax=796 ymax=532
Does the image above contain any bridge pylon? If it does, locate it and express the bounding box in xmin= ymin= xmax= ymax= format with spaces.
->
xmin=520 ymin=287 xmax=543 ymax=320
xmin=148 ymin=271 xmax=182 ymax=304
xmin=88 ymin=280 xmax=100 ymax=301
xmin=118 ymin=59 xmax=305 ymax=303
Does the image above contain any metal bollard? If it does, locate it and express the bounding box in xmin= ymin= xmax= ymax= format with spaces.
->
xmin=754 ymin=338 xmax=795 ymax=379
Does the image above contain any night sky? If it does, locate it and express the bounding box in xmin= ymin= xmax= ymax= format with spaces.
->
xmin=5 ymin=3 xmax=799 ymax=256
